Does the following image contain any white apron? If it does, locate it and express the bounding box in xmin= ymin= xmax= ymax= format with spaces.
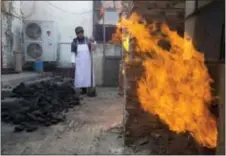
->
xmin=72 ymin=40 xmax=95 ymax=88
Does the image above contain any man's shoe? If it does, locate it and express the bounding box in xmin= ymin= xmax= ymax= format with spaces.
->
xmin=81 ymin=88 xmax=87 ymax=95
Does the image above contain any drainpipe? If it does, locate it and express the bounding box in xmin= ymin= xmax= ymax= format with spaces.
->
xmin=1 ymin=17 xmax=3 ymax=70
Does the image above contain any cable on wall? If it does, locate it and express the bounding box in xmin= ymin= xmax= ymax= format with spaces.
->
xmin=45 ymin=1 xmax=93 ymax=15
xmin=20 ymin=1 xmax=36 ymax=19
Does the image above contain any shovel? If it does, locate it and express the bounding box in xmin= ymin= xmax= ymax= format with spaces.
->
xmin=87 ymin=46 xmax=97 ymax=97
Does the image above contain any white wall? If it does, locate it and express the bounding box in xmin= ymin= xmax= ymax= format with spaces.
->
xmin=185 ymin=1 xmax=195 ymax=17
xmin=22 ymin=1 xmax=93 ymax=42
xmin=21 ymin=1 xmax=107 ymax=85
xmin=20 ymin=1 xmax=121 ymax=86
xmin=21 ymin=1 xmax=93 ymax=67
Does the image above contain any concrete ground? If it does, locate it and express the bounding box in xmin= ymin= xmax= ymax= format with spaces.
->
xmin=1 ymin=72 xmax=47 ymax=88
xmin=1 ymin=87 xmax=127 ymax=155
xmin=1 ymin=72 xmax=41 ymax=83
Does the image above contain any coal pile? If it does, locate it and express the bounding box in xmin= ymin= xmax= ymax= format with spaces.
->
xmin=1 ymin=80 xmax=80 ymax=132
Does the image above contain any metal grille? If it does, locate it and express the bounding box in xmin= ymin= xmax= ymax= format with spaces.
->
xmin=27 ymin=43 xmax=43 ymax=59
xmin=26 ymin=23 xmax=42 ymax=40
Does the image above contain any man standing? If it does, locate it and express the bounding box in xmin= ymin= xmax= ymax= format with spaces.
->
xmin=71 ymin=26 xmax=95 ymax=95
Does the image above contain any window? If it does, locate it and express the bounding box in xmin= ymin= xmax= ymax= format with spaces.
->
xmin=104 ymin=10 xmax=119 ymax=25
xmin=94 ymin=24 xmax=104 ymax=42
xmin=105 ymin=26 xmax=117 ymax=42
xmin=102 ymin=1 xmax=114 ymax=9
xmin=93 ymin=0 xmax=122 ymax=43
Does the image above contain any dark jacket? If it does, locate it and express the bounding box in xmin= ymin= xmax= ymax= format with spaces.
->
xmin=71 ymin=37 xmax=91 ymax=55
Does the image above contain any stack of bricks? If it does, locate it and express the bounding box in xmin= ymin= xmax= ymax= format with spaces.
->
xmin=124 ymin=0 xmax=189 ymax=148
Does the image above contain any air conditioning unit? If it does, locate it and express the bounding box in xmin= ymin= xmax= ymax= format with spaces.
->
xmin=23 ymin=20 xmax=58 ymax=62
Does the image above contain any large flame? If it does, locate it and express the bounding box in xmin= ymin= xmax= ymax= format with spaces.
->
xmin=114 ymin=13 xmax=217 ymax=148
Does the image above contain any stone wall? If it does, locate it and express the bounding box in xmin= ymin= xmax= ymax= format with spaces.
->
xmin=1 ymin=1 xmax=23 ymax=69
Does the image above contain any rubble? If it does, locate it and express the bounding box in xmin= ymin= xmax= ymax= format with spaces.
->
xmin=1 ymin=80 xmax=80 ymax=133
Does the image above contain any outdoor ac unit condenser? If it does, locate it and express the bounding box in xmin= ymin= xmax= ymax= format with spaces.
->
xmin=23 ymin=20 xmax=58 ymax=62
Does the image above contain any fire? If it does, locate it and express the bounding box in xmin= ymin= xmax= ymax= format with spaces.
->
xmin=114 ymin=13 xmax=217 ymax=148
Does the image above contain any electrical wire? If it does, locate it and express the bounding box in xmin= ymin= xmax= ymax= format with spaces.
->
xmin=2 ymin=1 xmax=91 ymax=19
xmin=20 ymin=1 xmax=36 ymax=19
xmin=45 ymin=1 xmax=93 ymax=15
xmin=2 ymin=11 xmax=22 ymax=19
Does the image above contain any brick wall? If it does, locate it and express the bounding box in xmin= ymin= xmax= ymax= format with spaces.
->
xmin=121 ymin=1 xmax=212 ymax=154
xmin=124 ymin=59 xmax=165 ymax=145
xmin=123 ymin=1 xmax=223 ymax=154
xmin=124 ymin=56 xmax=204 ymax=154
xmin=132 ymin=1 xmax=185 ymax=36
xmin=124 ymin=1 xmax=186 ymax=146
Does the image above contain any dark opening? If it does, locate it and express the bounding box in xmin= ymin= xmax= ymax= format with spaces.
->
xmin=195 ymin=0 xmax=198 ymax=11
xmin=220 ymin=24 xmax=225 ymax=60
